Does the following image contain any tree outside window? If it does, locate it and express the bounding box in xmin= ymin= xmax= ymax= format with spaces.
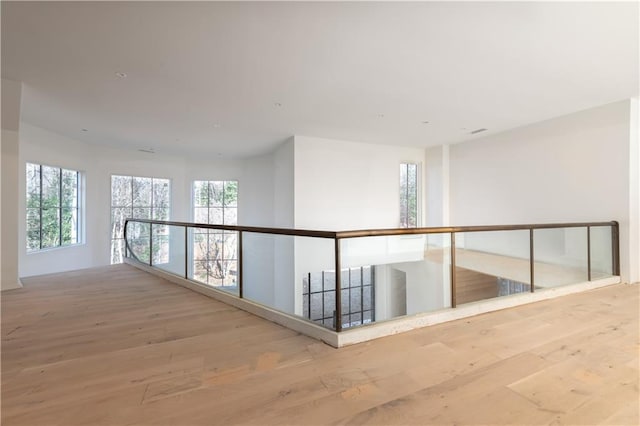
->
xmin=110 ymin=175 xmax=170 ymax=264
xmin=26 ymin=163 xmax=80 ymax=251
xmin=192 ymin=180 xmax=238 ymax=288
xmin=400 ymin=163 xmax=418 ymax=228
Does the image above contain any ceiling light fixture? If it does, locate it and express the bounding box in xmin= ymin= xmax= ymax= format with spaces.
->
xmin=470 ymin=128 xmax=487 ymax=135
xmin=274 ymin=102 xmax=282 ymax=107
xmin=377 ymin=114 xmax=385 ymax=118
xmin=81 ymin=128 xmax=88 ymax=132
xmin=422 ymin=121 xmax=429 ymax=124
xmin=115 ymin=72 xmax=127 ymax=78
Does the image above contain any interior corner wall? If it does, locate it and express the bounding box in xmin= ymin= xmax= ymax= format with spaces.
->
xmin=449 ymin=100 xmax=636 ymax=283
xmin=292 ymin=135 xmax=426 ymax=230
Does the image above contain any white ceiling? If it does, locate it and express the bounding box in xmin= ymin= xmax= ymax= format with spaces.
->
xmin=2 ymin=1 xmax=638 ymax=158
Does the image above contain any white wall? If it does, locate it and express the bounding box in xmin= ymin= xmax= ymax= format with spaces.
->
xmin=425 ymin=145 xmax=450 ymax=227
xmin=449 ymin=100 xmax=637 ymax=283
xmin=629 ymin=97 xmax=639 ymax=283
xmin=293 ymin=135 xmax=426 ymax=230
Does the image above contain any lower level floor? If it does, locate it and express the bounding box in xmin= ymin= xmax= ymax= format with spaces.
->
xmin=1 ymin=264 xmax=638 ymax=425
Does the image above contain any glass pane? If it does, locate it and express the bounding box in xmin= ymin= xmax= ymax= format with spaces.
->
xmin=534 ymin=227 xmax=588 ymax=288
xmin=310 ymin=272 xmax=322 ymax=293
xmin=349 ymin=268 xmax=362 ymax=287
xmin=323 ymin=271 xmax=335 ymax=291
xmin=111 ymin=175 xmax=132 ymax=207
xmin=223 ymin=207 xmax=237 ymax=225
xmin=323 ymin=291 xmax=335 ymax=318
xmin=363 ymin=286 xmax=373 ymax=311
xmin=41 ymin=208 xmax=60 ymax=248
xmin=132 ymin=177 xmax=152 ymax=207
xmin=193 ymin=260 xmax=208 ymax=284
xmin=153 ymin=207 xmax=169 ymax=221
xmin=407 ymin=164 xmax=417 ymax=228
xmin=133 ymin=207 xmax=151 ymax=220
xmin=209 ymin=207 xmax=223 ymax=224
xmin=61 ymin=208 xmax=77 ymax=245
xmin=455 ymin=230 xmax=530 ymax=304
xmin=152 ymin=234 xmax=169 ymax=265
xmin=128 ymin=221 xmax=150 ymax=239
xmin=399 ymin=164 xmax=408 ymax=227
xmin=192 ymin=231 xmax=209 ymax=260
xmin=111 ymin=239 xmax=125 ymax=264
xmin=209 ymin=181 xmax=224 ymax=207
xmin=153 ymin=179 xmax=170 ymax=208
xmin=194 ymin=207 xmax=208 ymax=224
xmin=61 ymin=169 xmax=78 ymax=209
xmin=26 ymin=208 xmax=41 ymax=251
xmin=590 ymin=226 xmax=614 ymax=279
xmin=26 ymin=163 xmax=41 ymax=209
xmin=129 ymin=238 xmax=150 ymax=264
xmin=41 ymin=166 xmax=60 ymax=209
xmin=310 ymin=293 xmax=322 ymax=320
xmin=193 ymin=181 xmax=209 ymax=207
xmin=207 ymin=233 xmax=224 ymax=261
xmin=222 ymin=232 xmax=238 ymax=260
xmin=222 ymin=260 xmax=238 ymax=288
xmin=111 ymin=207 xmax=130 ymax=240
xmin=350 ymin=286 xmax=362 ymax=311
xmin=224 ymin=181 xmax=238 ymax=207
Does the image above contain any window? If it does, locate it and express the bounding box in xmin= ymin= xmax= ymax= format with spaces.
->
xmin=26 ymin=163 xmax=80 ymax=251
xmin=400 ymin=163 xmax=419 ymax=228
xmin=110 ymin=175 xmax=170 ymax=264
xmin=302 ymin=266 xmax=375 ymax=329
xmin=192 ymin=181 xmax=238 ymax=287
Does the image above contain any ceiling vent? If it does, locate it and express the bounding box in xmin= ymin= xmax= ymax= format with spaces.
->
xmin=470 ymin=128 xmax=487 ymax=135
xmin=138 ymin=148 xmax=155 ymax=154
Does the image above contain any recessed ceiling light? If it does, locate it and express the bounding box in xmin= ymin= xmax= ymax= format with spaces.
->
xmin=115 ymin=72 xmax=127 ymax=78
xmin=422 ymin=121 xmax=429 ymax=124
xmin=81 ymin=128 xmax=88 ymax=132
xmin=213 ymin=123 xmax=221 ymax=128
xmin=274 ymin=102 xmax=282 ymax=107
xmin=470 ymin=128 xmax=488 ymax=135
xmin=377 ymin=114 xmax=385 ymax=118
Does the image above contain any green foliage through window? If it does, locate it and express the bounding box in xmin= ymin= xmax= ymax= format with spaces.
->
xmin=26 ymin=163 xmax=80 ymax=251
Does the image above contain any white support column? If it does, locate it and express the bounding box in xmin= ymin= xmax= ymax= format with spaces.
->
xmin=629 ymin=97 xmax=639 ymax=284
xmin=1 ymin=78 xmax=23 ymax=290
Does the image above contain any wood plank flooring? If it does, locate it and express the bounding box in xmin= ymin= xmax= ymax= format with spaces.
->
xmin=2 ymin=264 xmax=638 ymax=425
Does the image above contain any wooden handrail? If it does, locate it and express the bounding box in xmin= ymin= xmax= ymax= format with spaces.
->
xmin=124 ymin=218 xmax=618 ymax=240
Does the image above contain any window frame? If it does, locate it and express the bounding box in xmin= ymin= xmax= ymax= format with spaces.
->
xmin=400 ymin=162 xmax=420 ymax=228
xmin=191 ymin=180 xmax=239 ymax=287
xmin=26 ymin=162 xmax=82 ymax=253
xmin=110 ymin=174 xmax=171 ymax=264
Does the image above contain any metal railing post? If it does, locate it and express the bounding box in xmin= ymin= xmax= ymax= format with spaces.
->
xmin=450 ymin=232 xmax=456 ymax=308
xmin=530 ymin=228 xmax=535 ymax=292
xmin=335 ymin=238 xmax=342 ymax=332
xmin=184 ymin=225 xmax=188 ymax=279
xmin=149 ymin=223 xmax=153 ymax=266
xmin=238 ymin=231 xmax=243 ymax=298
xmin=612 ymin=222 xmax=620 ymax=276
xmin=587 ymin=226 xmax=591 ymax=281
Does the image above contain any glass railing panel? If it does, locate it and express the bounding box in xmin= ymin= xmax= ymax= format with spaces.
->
xmin=243 ymin=233 xmax=336 ymax=329
xmin=454 ymin=230 xmax=530 ymax=304
xmin=152 ymin=224 xmax=186 ymax=276
xmin=187 ymin=226 xmax=238 ymax=296
xmin=126 ymin=221 xmax=151 ymax=264
xmin=339 ymin=233 xmax=451 ymax=325
xmin=590 ymin=225 xmax=614 ymax=279
xmin=534 ymin=227 xmax=588 ymax=287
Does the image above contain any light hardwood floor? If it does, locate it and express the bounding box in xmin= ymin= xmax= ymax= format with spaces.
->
xmin=2 ymin=264 xmax=638 ymax=425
